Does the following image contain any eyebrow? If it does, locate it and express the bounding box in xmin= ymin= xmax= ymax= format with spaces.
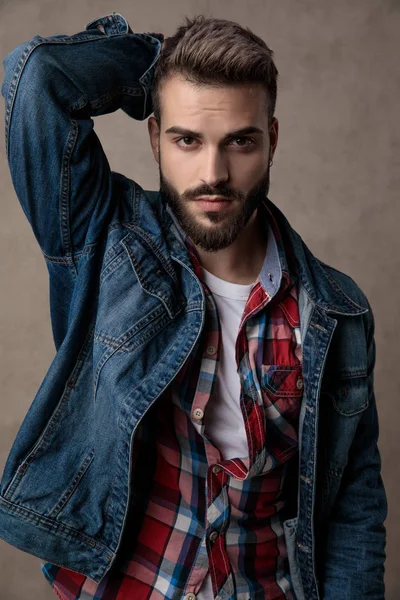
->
xmin=164 ymin=125 xmax=265 ymax=142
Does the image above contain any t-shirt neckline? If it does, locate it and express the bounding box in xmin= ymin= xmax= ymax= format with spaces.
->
xmin=202 ymin=268 xmax=256 ymax=300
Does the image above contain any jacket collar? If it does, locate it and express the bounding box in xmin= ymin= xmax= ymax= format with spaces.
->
xmin=139 ymin=189 xmax=368 ymax=317
xmin=265 ymin=199 xmax=368 ymax=316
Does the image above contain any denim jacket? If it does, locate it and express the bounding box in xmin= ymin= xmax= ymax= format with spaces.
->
xmin=0 ymin=13 xmax=387 ymax=600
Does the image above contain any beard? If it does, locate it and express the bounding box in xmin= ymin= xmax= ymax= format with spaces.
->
xmin=159 ymin=161 xmax=270 ymax=252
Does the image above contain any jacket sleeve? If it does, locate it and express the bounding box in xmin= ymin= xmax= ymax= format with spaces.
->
xmin=1 ymin=13 xmax=162 ymax=262
xmin=321 ymin=308 xmax=387 ymax=600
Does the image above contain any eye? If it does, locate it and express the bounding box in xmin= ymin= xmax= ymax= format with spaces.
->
xmin=229 ymin=137 xmax=255 ymax=148
xmin=176 ymin=136 xmax=198 ymax=147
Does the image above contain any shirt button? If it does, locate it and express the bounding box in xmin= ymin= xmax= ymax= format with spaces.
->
xmin=296 ymin=377 xmax=304 ymax=390
xmin=212 ymin=466 xmax=221 ymax=474
xmin=184 ymin=595 xmax=196 ymax=600
xmin=209 ymin=531 xmax=218 ymax=542
xmin=206 ymin=345 xmax=217 ymax=356
xmin=193 ymin=408 xmax=204 ymax=420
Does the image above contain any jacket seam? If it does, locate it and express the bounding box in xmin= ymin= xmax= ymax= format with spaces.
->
xmin=0 ymin=496 xmax=112 ymax=556
xmin=42 ymin=243 xmax=98 ymax=265
xmin=59 ymin=117 xmax=78 ymax=260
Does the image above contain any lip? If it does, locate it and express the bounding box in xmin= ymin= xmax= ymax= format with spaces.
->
xmin=194 ymin=197 xmax=233 ymax=212
xmin=195 ymin=196 xmax=231 ymax=202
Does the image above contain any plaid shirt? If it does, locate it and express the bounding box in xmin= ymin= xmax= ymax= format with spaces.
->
xmin=42 ymin=201 xmax=303 ymax=600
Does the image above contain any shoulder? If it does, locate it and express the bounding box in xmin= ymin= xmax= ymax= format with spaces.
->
xmin=318 ymin=259 xmax=374 ymax=339
xmin=319 ymin=260 xmax=370 ymax=310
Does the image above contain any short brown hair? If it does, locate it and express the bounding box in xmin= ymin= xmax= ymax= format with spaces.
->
xmin=151 ymin=16 xmax=278 ymax=125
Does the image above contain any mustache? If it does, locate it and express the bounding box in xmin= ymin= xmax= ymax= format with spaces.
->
xmin=183 ymin=183 xmax=244 ymax=201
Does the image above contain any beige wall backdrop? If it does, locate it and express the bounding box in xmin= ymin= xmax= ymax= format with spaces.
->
xmin=1 ymin=0 xmax=399 ymax=598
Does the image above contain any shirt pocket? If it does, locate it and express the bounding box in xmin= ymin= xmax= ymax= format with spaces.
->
xmin=261 ymin=364 xmax=304 ymax=398
xmin=260 ymin=364 xmax=303 ymax=464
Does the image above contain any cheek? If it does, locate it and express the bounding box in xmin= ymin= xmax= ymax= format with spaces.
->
xmin=229 ymin=155 xmax=267 ymax=188
xmin=161 ymin=147 xmax=199 ymax=190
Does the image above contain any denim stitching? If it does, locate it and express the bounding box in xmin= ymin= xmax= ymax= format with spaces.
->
xmin=59 ymin=118 xmax=78 ymax=260
xmin=0 ymin=497 xmax=113 ymax=555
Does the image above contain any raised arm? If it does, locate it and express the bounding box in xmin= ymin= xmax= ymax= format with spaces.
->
xmin=1 ymin=13 xmax=162 ymax=261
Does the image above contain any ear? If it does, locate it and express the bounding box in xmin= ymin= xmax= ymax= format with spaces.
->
xmin=269 ymin=117 xmax=279 ymax=161
xmin=148 ymin=116 xmax=160 ymax=163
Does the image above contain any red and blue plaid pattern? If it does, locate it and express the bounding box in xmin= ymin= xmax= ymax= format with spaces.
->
xmin=42 ymin=202 xmax=302 ymax=599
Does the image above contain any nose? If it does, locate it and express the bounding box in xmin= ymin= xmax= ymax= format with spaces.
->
xmin=198 ymin=147 xmax=229 ymax=188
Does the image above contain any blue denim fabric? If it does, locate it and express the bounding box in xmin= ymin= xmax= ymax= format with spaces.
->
xmin=0 ymin=13 xmax=387 ymax=599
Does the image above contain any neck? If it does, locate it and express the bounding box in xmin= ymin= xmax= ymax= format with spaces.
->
xmin=195 ymin=210 xmax=267 ymax=285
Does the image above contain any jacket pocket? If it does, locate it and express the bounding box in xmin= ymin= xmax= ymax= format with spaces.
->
xmin=47 ymin=448 xmax=94 ymax=519
xmin=319 ymin=374 xmax=369 ymax=516
xmin=283 ymin=517 xmax=305 ymax=600
xmin=95 ymin=231 xmax=185 ymax=349
xmin=2 ymin=328 xmax=97 ymax=523
xmin=330 ymin=372 xmax=369 ymax=416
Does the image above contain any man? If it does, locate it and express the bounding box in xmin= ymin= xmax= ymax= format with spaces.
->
xmin=0 ymin=11 xmax=387 ymax=600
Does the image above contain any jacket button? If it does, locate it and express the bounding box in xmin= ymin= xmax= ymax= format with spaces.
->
xmin=206 ymin=345 xmax=217 ymax=356
xmin=212 ymin=465 xmax=221 ymax=474
xmin=296 ymin=378 xmax=304 ymax=390
xmin=209 ymin=530 xmax=218 ymax=542
xmin=184 ymin=594 xmax=196 ymax=600
xmin=193 ymin=408 xmax=204 ymax=420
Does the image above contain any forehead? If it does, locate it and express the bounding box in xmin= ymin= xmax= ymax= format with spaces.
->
xmin=159 ymin=75 xmax=269 ymax=131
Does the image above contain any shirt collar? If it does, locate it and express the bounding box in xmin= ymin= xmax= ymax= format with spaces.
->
xmin=258 ymin=200 xmax=293 ymax=298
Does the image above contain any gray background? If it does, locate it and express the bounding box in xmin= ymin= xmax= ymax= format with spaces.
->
xmin=0 ymin=0 xmax=399 ymax=598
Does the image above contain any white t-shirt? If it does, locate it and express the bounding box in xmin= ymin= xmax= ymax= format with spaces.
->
xmin=202 ymin=268 xmax=256 ymax=460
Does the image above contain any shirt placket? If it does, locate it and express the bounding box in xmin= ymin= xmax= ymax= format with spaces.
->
xmin=236 ymin=282 xmax=271 ymax=471
xmin=204 ymin=460 xmax=236 ymax=599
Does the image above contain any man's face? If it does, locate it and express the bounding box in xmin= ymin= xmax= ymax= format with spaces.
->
xmin=148 ymin=76 xmax=278 ymax=252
